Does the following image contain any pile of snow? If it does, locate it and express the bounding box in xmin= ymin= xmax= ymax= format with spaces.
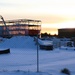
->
xmin=0 ymin=36 xmax=36 ymax=49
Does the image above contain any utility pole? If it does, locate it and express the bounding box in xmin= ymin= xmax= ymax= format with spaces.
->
xmin=37 ymin=34 xmax=39 ymax=72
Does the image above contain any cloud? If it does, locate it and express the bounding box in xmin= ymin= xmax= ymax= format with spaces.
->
xmin=0 ymin=0 xmax=75 ymax=25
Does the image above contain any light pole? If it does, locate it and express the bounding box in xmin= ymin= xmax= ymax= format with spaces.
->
xmin=37 ymin=34 xmax=39 ymax=72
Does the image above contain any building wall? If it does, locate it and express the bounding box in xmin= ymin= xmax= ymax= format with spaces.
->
xmin=58 ymin=28 xmax=75 ymax=38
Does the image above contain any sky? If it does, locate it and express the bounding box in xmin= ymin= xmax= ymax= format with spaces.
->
xmin=0 ymin=0 xmax=75 ymax=35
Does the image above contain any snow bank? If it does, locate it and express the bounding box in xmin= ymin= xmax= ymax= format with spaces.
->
xmin=0 ymin=71 xmax=51 ymax=75
xmin=0 ymin=36 xmax=36 ymax=49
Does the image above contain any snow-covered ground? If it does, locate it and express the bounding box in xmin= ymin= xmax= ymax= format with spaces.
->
xmin=0 ymin=36 xmax=75 ymax=75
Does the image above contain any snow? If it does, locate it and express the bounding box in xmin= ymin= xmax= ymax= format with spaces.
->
xmin=38 ymin=39 xmax=53 ymax=46
xmin=0 ymin=36 xmax=75 ymax=75
xmin=0 ymin=36 xmax=36 ymax=49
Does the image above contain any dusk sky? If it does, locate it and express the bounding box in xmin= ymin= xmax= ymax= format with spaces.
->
xmin=0 ymin=0 xmax=75 ymax=34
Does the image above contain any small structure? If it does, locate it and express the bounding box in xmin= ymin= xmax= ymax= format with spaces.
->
xmin=39 ymin=39 xmax=53 ymax=50
xmin=40 ymin=45 xmax=53 ymax=50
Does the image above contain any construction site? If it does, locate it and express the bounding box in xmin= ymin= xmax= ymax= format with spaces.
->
xmin=0 ymin=15 xmax=41 ymax=38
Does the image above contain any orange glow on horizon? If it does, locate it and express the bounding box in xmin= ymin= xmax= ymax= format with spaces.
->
xmin=41 ymin=19 xmax=75 ymax=35
xmin=41 ymin=27 xmax=58 ymax=35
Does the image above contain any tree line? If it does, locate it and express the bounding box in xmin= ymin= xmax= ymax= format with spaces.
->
xmin=41 ymin=32 xmax=58 ymax=38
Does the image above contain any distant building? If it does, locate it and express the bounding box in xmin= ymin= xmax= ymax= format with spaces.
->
xmin=0 ymin=19 xmax=41 ymax=37
xmin=58 ymin=28 xmax=75 ymax=38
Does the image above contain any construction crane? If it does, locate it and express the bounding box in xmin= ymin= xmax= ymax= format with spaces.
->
xmin=0 ymin=15 xmax=10 ymax=37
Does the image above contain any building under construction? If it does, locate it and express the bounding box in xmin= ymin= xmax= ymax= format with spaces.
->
xmin=0 ymin=18 xmax=41 ymax=37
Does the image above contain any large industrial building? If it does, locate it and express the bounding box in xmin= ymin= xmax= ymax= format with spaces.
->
xmin=0 ymin=19 xmax=41 ymax=37
xmin=58 ymin=28 xmax=75 ymax=38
